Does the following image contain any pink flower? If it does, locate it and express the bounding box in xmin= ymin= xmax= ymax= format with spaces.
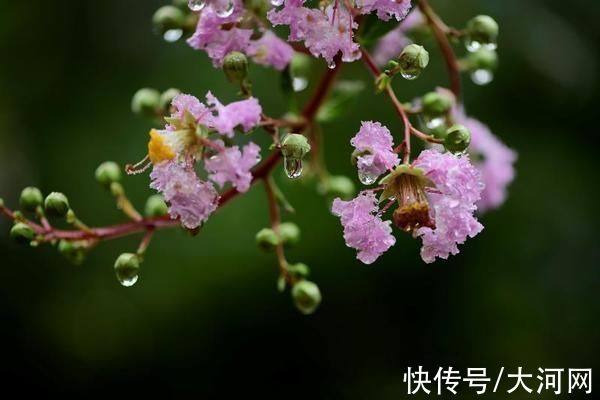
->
xmin=168 ymin=94 xmax=211 ymax=129
xmin=332 ymin=192 xmax=396 ymax=264
xmin=206 ymin=93 xmax=262 ymax=137
xmin=357 ymin=0 xmax=412 ymax=22
xmin=248 ymin=30 xmax=294 ymax=71
xmin=205 ymin=142 xmax=261 ymax=192
xmin=373 ymin=9 xmax=423 ymax=65
xmin=455 ymin=112 xmax=517 ymax=212
xmin=413 ymin=149 xmax=484 ymax=263
xmin=351 ymin=121 xmax=400 ymax=183
xmin=150 ymin=161 xmax=219 ymax=229
xmin=267 ymin=0 xmax=313 ymax=42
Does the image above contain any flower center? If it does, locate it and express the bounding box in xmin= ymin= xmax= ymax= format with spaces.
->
xmin=392 ymin=174 xmax=435 ymax=232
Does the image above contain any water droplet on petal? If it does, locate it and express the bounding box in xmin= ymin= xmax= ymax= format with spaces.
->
xmin=188 ymin=0 xmax=206 ymax=11
xmin=284 ymin=157 xmax=303 ymax=179
xmin=292 ymin=77 xmax=308 ymax=92
xmin=358 ymin=169 xmax=377 ymax=185
xmin=116 ymin=270 xmax=139 ymax=287
xmin=471 ymin=69 xmax=493 ymax=85
xmin=163 ymin=29 xmax=183 ymax=42
xmin=271 ymin=0 xmax=284 ymax=6
xmin=214 ymin=0 xmax=234 ymax=18
xmin=327 ymin=61 xmax=336 ymax=70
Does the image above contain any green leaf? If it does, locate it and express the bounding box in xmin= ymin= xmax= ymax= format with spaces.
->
xmin=358 ymin=14 xmax=400 ymax=46
xmin=316 ymin=80 xmax=366 ymax=123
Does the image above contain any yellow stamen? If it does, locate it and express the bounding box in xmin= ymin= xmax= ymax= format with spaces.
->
xmin=148 ymin=129 xmax=175 ymax=164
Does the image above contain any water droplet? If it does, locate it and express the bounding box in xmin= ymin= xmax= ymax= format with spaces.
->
xmin=188 ymin=0 xmax=206 ymax=11
xmin=284 ymin=157 xmax=303 ymax=179
xmin=484 ymin=42 xmax=497 ymax=51
xmin=425 ymin=116 xmax=444 ymax=130
xmin=163 ymin=29 xmax=183 ymax=42
xmin=292 ymin=77 xmax=308 ymax=92
xmin=214 ymin=0 xmax=234 ymax=18
xmin=327 ymin=60 xmax=336 ymax=69
xmin=116 ymin=270 xmax=139 ymax=287
xmin=465 ymin=39 xmax=482 ymax=53
xmin=471 ymin=69 xmax=493 ymax=85
xmin=400 ymin=70 xmax=420 ymax=80
xmin=271 ymin=0 xmax=284 ymax=6
xmin=358 ymin=169 xmax=377 ymax=185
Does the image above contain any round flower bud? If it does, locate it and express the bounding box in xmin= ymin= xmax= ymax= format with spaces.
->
xmin=114 ymin=253 xmax=141 ymax=287
xmin=44 ymin=192 xmax=70 ymax=217
xmin=444 ymin=124 xmax=471 ymax=153
xmin=131 ymin=88 xmax=160 ymax=117
xmin=10 ymin=222 xmax=35 ymax=244
xmin=290 ymin=53 xmax=311 ymax=78
xmin=145 ymin=194 xmax=168 ymax=217
xmin=466 ymin=15 xmax=499 ymax=47
xmin=430 ymin=123 xmax=449 ymax=140
xmin=323 ymin=175 xmax=355 ymax=200
xmin=291 ymin=280 xmax=322 ymax=315
xmin=467 ymin=48 xmax=498 ymax=70
xmin=422 ymin=92 xmax=452 ymax=117
xmin=287 ymin=262 xmax=310 ymax=279
xmin=152 ymin=5 xmax=186 ymax=34
xmin=256 ymin=228 xmax=279 ymax=251
xmin=279 ymin=222 xmax=300 ymax=246
xmin=222 ymin=52 xmax=249 ymax=83
xmin=398 ymin=44 xmax=429 ymax=80
xmin=58 ymin=240 xmax=86 ymax=265
xmin=159 ymin=88 xmax=181 ymax=111
xmin=95 ymin=161 xmax=121 ymax=187
xmin=281 ymin=134 xmax=311 ymax=160
xmin=19 ymin=187 xmax=43 ymax=212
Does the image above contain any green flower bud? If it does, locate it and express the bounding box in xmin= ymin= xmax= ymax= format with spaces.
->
xmin=467 ymin=48 xmax=498 ymax=70
xmin=375 ymin=73 xmax=391 ymax=93
xmin=152 ymin=5 xmax=186 ymax=34
xmin=222 ymin=52 xmax=249 ymax=83
xmin=466 ymin=15 xmax=499 ymax=49
xmin=291 ymin=280 xmax=322 ymax=315
xmin=287 ymin=262 xmax=310 ymax=279
xmin=290 ymin=53 xmax=311 ymax=78
xmin=323 ymin=175 xmax=355 ymax=200
xmin=281 ymin=134 xmax=311 ymax=160
xmin=58 ymin=240 xmax=86 ymax=265
xmin=256 ymin=228 xmax=279 ymax=251
xmin=444 ymin=124 xmax=471 ymax=153
xmin=19 ymin=187 xmax=43 ymax=212
xmin=430 ymin=123 xmax=449 ymax=140
xmin=95 ymin=161 xmax=121 ymax=187
xmin=44 ymin=192 xmax=70 ymax=217
xmin=279 ymin=222 xmax=300 ymax=246
xmin=10 ymin=222 xmax=35 ymax=244
xmin=159 ymin=88 xmax=181 ymax=111
xmin=131 ymin=88 xmax=160 ymax=117
xmin=422 ymin=92 xmax=452 ymax=117
xmin=145 ymin=194 xmax=168 ymax=217
xmin=398 ymin=44 xmax=429 ymax=80
xmin=114 ymin=253 xmax=141 ymax=287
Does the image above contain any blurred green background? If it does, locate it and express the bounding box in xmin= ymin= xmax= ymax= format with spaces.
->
xmin=0 ymin=0 xmax=597 ymax=398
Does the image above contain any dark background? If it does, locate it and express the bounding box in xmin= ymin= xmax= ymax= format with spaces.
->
xmin=0 ymin=0 xmax=597 ymax=398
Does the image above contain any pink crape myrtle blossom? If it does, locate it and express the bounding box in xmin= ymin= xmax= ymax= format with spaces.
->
xmin=205 ymin=142 xmax=261 ymax=192
xmin=332 ymin=192 xmax=396 ymax=264
xmin=206 ymin=93 xmax=262 ymax=137
xmin=373 ymin=9 xmax=424 ymax=65
xmin=351 ymin=121 xmax=400 ymax=183
xmin=413 ymin=149 xmax=484 ymax=263
xmin=248 ymin=30 xmax=295 ymax=71
xmin=150 ymin=161 xmax=219 ymax=229
xmin=357 ymin=0 xmax=412 ymax=22
xmin=455 ymin=111 xmax=517 ymax=212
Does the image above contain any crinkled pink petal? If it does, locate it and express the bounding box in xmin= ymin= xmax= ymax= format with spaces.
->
xmin=248 ymin=30 xmax=294 ymax=71
xmin=351 ymin=121 xmax=400 ymax=180
xmin=357 ymin=0 xmax=412 ymax=22
xmin=206 ymin=93 xmax=262 ymax=137
xmin=168 ymin=94 xmax=211 ymax=129
xmin=150 ymin=161 xmax=219 ymax=229
xmin=205 ymin=142 xmax=261 ymax=192
xmin=332 ymin=192 xmax=395 ymax=264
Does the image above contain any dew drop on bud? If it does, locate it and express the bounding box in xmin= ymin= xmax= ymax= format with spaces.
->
xmin=188 ymin=0 xmax=206 ymax=11
xmin=292 ymin=77 xmax=308 ymax=92
xmin=116 ymin=271 xmax=139 ymax=287
xmin=271 ymin=0 xmax=284 ymax=6
xmin=327 ymin=61 xmax=336 ymax=70
xmin=358 ymin=169 xmax=377 ymax=185
xmin=284 ymin=157 xmax=303 ymax=179
xmin=425 ymin=116 xmax=444 ymax=130
xmin=466 ymin=39 xmax=482 ymax=53
xmin=214 ymin=0 xmax=234 ymax=18
xmin=401 ymin=70 xmax=420 ymax=80
xmin=471 ymin=69 xmax=493 ymax=85
xmin=163 ymin=29 xmax=183 ymax=42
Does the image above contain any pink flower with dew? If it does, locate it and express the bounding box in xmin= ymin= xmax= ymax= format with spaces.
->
xmin=455 ymin=112 xmax=517 ymax=212
xmin=332 ymin=192 xmax=396 ymax=264
xmin=150 ymin=161 xmax=219 ymax=229
xmin=351 ymin=121 xmax=400 ymax=183
xmin=413 ymin=149 xmax=484 ymax=263
xmin=248 ymin=30 xmax=294 ymax=71
xmin=206 ymin=93 xmax=262 ymax=137
xmin=205 ymin=142 xmax=261 ymax=192
xmin=267 ymin=0 xmax=313 ymax=42
xmin=357 ymin=0 xmax=412 ymax=22
xmin=168 ymin=94 xmax=212 ymax=129
xmin=373 ymin=9 xmax=424 ymax=65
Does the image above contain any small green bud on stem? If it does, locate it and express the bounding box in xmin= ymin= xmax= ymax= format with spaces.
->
xmin=322 ymin=175 xmax=355 ymax=200
xmin=131 ymin=88 xmax=161 ymax=118
xmin=466 ymin=15 xmax=499 ymax=49
xmin=256 ymin=228 xmax=279 ymax=251
xmin=291 ymin=280 xmax=322 ymax=315
xmin=444 ymin=124 xmax=471 ymax=153
xmin=279 ymin=222 xmax=300 ymax=246
xmin=152 ymin=6 xmax=186 ymax=34
xmin=10 ymin=222 xmax=35 ymax=244
xmin=95 ymin=161 xmax=122 ymax=187
xmin=20 ymin=187 xmax=43 ymax=212
xmin=114 ymin=253 xmax=141 ymax=287
xmin=281 ymin=134 xmax=311 ymax=160
xmin=422 ymin=92 xmax=452 ymax=117
xmin=44 ymin=192 xmax=70 ymax=217
xmin=145 ymin=195 xmax=168 ymax=217
xmin=222 ymin=52 xmax=249 ymax=83
xmin=398 ymin=44 xmax=429 ymax=80
xmin=159 ymin=88 xmax=181 ymax=112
